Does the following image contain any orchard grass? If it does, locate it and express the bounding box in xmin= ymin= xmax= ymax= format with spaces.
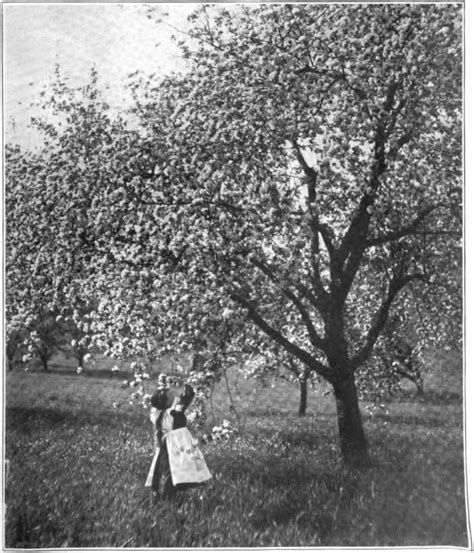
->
xmin=5 ymin=365 xmax=467 ymax=548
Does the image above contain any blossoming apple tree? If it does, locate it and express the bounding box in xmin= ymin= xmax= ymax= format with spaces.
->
xmin=129 ymin=4 xmax=462 ymax=464
xmin=5 ymin=4 xmax=462 ymax=466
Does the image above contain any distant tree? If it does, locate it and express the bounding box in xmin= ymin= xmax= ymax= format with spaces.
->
xmin=133 ymin=4 xmax=461 ymax=465
xmin=289 ymin=361 xmax=312 ymax=417
xmin=55 ymin=300 xmax=103 ymax=371
xmin=5 ymin=327 xmax=26 ymax=371
xmin=18 ymin=309 xmax=65 ymax=372
xmin=241 ymin=342 xmax=317 ymax=417
xmin=375 ymin=316 xmax=424 ymax=397
xmin=34 ymin=312 xmax=61 ymax=372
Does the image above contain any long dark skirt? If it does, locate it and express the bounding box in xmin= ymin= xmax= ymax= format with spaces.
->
xmin=151 ymin=441 xmax=174 ymax=500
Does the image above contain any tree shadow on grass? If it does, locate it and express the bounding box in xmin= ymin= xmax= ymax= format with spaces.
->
xmin=248 ymin=462 xmax=367 ymax=544
xmin=209 ymin=443 xmax=361 ymax=543
xmin=6 ymin=406 xmax=76 ymax=426
xmin=277 ymin=423 xmax=336 ymax=448
xmin=5 ymin=405 xmax=143 ymax=434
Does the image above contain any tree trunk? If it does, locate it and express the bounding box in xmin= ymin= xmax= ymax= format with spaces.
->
xmin=298 ymin=377 xmax=308 ymax=416
xmin=75 ymin=350 xmax=84 ymax=369
xmin=333 ymin=374 xmax=370 ymax=467
xmin=415 ymin=378 xmax=424 ymax=397
xmin=40 ymin=354 xmax=50 ymax=372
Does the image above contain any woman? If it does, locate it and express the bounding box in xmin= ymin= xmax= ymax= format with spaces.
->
xmin=145 ymin=376 xmax=211 ymax=502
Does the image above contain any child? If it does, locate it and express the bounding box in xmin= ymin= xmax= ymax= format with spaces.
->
xmin=145 ymin=375 xmax=211 ymax=502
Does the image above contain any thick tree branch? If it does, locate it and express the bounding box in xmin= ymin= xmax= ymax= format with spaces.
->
xmin=285 ymin=142 xmax=336 ymax=258
xmin=317 ymin=223 xmax=336 ymax=259
xmin=231 ymin=292 xmax=334 ymax=382
xmin=339 ymin=82 xmax=398 ymax=258
xmin=292 ymin=140 xmax=331 ymax=306
xmin=250 ymin=257 xmax=327 ymax=351
xmin=334 ymin=82 xmax=400 ymax=301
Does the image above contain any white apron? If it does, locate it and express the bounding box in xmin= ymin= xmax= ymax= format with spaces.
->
xmin=166 ymin=427 xmax=212 ymax=486
xmin=145 ymin=427 xmax=211 ymax=487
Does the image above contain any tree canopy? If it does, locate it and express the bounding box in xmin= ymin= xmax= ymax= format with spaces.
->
xmin=5 ymin=4 xmax=462 ymax=465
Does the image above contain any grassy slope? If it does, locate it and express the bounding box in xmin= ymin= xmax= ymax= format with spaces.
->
xmin=4 ymin=361 xmax=468 ymax=548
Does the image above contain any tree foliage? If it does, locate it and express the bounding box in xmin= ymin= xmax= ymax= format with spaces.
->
xmin=5 ymin=5 xmax=462 ymax=465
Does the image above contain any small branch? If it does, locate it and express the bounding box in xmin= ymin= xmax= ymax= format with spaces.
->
xmin=366 ymin=204 xmax=449 ymax=246
xmin=207 ymin=380 xmax=216 ymax=423
xmin=334 ymin=81 xmax=402 ymax=300
xmin=223 ymin=368 xmax=240 ymax=423
xmin=292 ymin=139 xmax=331 ymax=305
xmin=351 ymin=272 xmax=428 ymax=370
xmin=318 ymin=223 xmax=336 ymax=259
xmin=292 ymin=139 xmax=316 ymax=181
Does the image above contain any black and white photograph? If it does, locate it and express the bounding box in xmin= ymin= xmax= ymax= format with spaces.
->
xmin=3 ymin=1 xmax=468 ymax=549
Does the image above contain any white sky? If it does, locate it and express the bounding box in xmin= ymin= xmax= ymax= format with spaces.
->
xmin=3 ymin=3 xmax=195 ymax=147
xmin=3 ymin=1 xmax=461 ymax=148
